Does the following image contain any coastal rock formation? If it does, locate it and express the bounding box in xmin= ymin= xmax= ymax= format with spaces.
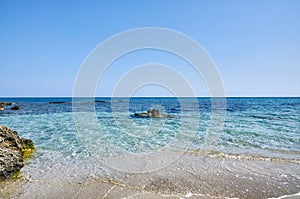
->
xmin=0 ymin=125 xmax=34 ymax=180
xmin=0 ymin=102 xmax=15 ymax=111
xmin=133 ymin=109 xmax=173 ymax=118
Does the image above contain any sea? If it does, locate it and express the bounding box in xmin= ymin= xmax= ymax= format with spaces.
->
xmin=0 ymin=97 xmax=300 ymax=178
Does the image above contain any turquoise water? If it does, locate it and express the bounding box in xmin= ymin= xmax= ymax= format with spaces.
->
xmin=0 ymin=97 xmax=299 ymax=163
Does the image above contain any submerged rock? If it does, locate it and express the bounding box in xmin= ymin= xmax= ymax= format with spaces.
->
xmin=0 ymin=125 xmax=34 ymax=180
xmin=133 ymin=109 xmax=173 ymax=118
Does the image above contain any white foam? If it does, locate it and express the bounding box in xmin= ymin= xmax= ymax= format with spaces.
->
xmin=268 ymin=192 xmax=300 ymax=199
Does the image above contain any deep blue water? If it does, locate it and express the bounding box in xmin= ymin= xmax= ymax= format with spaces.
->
xmin=0 ymin=97 xmax=299 ymax=161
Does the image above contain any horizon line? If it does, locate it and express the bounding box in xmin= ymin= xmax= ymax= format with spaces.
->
xmin=1 ymin=96 xmax=300 ymax=98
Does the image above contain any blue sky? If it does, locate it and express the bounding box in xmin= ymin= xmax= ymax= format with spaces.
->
xmin=0 ymin=0 xmax=299 ymax=97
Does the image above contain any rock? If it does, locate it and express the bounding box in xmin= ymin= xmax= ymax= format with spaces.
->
xmin=94 ymin=100 xmax=109 ymax=103
xmin=0 ymin=102 xmax=14 ymax=111
xmin=148 ymin=109 xmax=160 ymax=117
xmin=0 ymin=125 xmax=34 ymax=180
xmin=0 ymin=147 xmax=23 ymax=180
xmin=10 ymin=106 xmax=19 ymax=110
xmin=49 ymin=101 xmax=69 ymax=104
xmin=10 ymin=106 xmax=20 ymax=110
xmin=4 ymin=102 xmax=12 ymax=106
xmin=134 ymin=112 xmax=150 ymax=118
xmin=133 ymin=109 xmax=173 ymax=118
xmin=0 ymin=102 xmax=13 ymax=106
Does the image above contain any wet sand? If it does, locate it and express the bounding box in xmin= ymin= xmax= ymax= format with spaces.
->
xmin=1 ymin=152 xmax=299 ymax=199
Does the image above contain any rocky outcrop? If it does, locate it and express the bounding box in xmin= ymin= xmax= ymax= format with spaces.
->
xmin=133 ymin=109 xmax=173 ymax=118
xmin=0 ymin=125 xmax=34 ymax=180
xmin=0 ymin=102 xmax=17 ymax=111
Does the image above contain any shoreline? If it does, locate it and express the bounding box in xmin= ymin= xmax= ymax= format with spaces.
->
xmin=1 ymin=152 xmax=299 ymax=199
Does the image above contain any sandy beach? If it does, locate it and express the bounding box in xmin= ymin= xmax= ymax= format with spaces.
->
xmin=1 ymin=150 xmax=299 ymax=199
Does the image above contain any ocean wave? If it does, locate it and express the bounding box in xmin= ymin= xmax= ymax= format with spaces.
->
xmin=186 ymin=149 xmax=300 ymax=164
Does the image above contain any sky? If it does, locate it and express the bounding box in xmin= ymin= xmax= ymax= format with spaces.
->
xmin=0 ymin=0 xmax=299 ymax=97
